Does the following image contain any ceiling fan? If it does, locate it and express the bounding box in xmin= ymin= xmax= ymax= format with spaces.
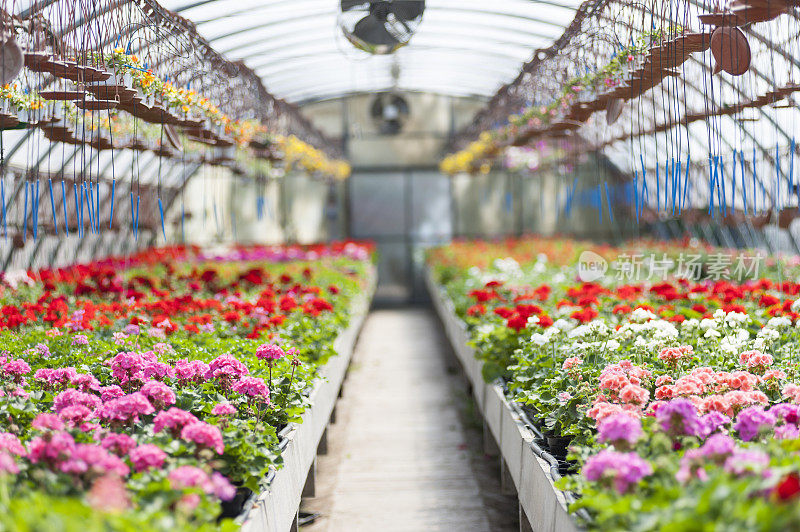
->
xmin=339 ymin=1 xmax=425 ymax=55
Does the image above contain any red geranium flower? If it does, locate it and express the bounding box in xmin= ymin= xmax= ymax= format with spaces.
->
xmin=760 ymin=295 xmax=781 ymax=308
xmin=571 ymin=308 xmax=598 ymax=323
xmin=469 ymin=290 xmax=494 ymax=303
xmin=774 ymin=473 xmax=800 ymax=501
xmin=222 ymin=312 xmax=240 ymax=324
xmin=494 ymin=307 xmax=514 ymax=319
xmin=507 ymin=315 xmax=528 ymax=332
xmin=467 ymin=304 xmax=485 ymax=316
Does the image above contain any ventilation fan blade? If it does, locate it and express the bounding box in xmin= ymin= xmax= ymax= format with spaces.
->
xmin=353 ymin=15 xmax=400 ymax=46
xmin=390 ymin=1 xmax=424 ymax=21
xmin=341 ymin=0 xmax=368 ymax=11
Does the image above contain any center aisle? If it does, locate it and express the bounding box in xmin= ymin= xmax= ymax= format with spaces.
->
xmin=302 ymin=308 xmax=496 ymax=531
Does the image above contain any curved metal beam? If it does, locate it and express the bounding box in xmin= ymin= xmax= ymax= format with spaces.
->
xmin=174 ymin=0 xmax=579 ymax=19
xmin=200 ymin=7 xmax=568 ymax=47
xmin=219 ymin=22 xmax=556 ymax=59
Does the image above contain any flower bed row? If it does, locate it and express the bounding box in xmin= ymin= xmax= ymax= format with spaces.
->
xmin=428 ymin=237 xmax=800 ymax=530
xmin=0 ymin=241 xmax=373 ymax=530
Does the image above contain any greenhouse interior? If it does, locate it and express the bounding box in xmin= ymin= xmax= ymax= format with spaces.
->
xmin=4 ymin=0 xmax=800 ymax=530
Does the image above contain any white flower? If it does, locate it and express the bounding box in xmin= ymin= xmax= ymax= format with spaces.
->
xmin=630 ymin=308 xmax=657 ymax=323
xmin=634 ymin=336 xmax=647 ymax=347
xmin=3 ymin=270 xmax=34 ymax=289
xmin=569 ymin=325 xmax=591 ymax=339
xmin=605 ymin=339 xmax=621 ymax=351
xmin=493 ymin=257 xmax=521 ymax=274
xmin=682 ymin=318 xmax=700 ymax=332
xmin=477 ymin=324 xmax=494 ymax=336
xmin=713 ymin=308 xmax=727 ymax=321
xmin=724 ymin=312 xmax=749 ymax=327
xmin=719 ymin=329 xmax=750 ymax=355
xmin=766 ymin=316 xmax=792 ymax=330
xmin=704 ymin=329 xmax=722 ymax=339
xmin=757 ymin=328 xmax=780 ymax=341
xmin=588 ymin=320 xmax=611 ymax=337
xmin=615 ymin=322 xmax=646 ymax=340
xmin=700 ymin=318 xmax=717 ymax=331
xmin=531 ymin=333 xmax=549 ymax=346
xmin=552 ymin=319 xmax=575 ymax=332
xmin=791 ymin=299 xmax=800 ymax=313
xmin=556 ymin=307 xmax=573 ymax=317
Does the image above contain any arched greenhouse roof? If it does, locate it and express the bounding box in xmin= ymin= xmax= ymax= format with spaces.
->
xmin=157 ymin=0 xmax=585 ymax=103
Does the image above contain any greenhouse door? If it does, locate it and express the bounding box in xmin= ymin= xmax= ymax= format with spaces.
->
xmin=347 ymin=169 xmax=452 ymax=304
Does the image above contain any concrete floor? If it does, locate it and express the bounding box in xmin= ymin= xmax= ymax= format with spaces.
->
xmin=301 ymin=308 xmax=514 ymax=532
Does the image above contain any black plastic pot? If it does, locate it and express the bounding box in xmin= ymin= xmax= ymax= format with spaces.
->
xmin=219 ymin=486 xmax=254 ymax=520
xmin=546 ymin=435 xmax=573 ymax=461
xmin=557 ymin=459 xmax=578 ymax=476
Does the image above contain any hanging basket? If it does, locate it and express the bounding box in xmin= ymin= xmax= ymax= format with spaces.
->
xmin=710 ymin=26 xmax=751 ymax=76
xmin=0 ymin=37 xmax=23 ymax=86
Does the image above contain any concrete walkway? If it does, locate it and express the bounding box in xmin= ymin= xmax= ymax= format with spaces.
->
xmin=301 ymin=308 xmax=494 ymax=532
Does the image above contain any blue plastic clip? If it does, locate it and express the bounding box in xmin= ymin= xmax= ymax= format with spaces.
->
xmin=62 ymin=181 xmax=69 ymax=235
xmin=49 ymin=179 xmax=57 ymax=236
xmin=0 ymin=180 xmax=6 ymax=240
xmin=776 ymin=143 xmax=781 ymax=210
xmin=719 ymin=157 xmax=727 ymax=217
xmin=731 ymin=151 xmax=737 ymax=215
xmin=656 ymin=163 xmax=660 ymax=213
xmin=597 ymin=184 xmax=603 ymax=223
xmin=682 ymin=154 xmax=691 ymax=210
xmin=790 ymin=138 xmax=795 ymax=197
xmin=84 ymin=182 xmax=93 ymax=235
xmin=95 ymin=182 xmax=100 ymax=233
xmin=740 ymin=150 xmax=747 ymax=215
xmin=708 ymin=155 xmax=715 ymax=216
xmin=129 ymin=193 xmax=135 ymax=238
xmin=109 ymin=179 xmax=115 ymax=229
xmin=604 ymin=182 xmax=614 ymax=222
xmin=158 ymin=197 xmax=166 ymax=241
xmin=76 ymin=183 xmax=83 ymax=238
xmin=135 ymin=195 xmax=140 ymax=240
xmin=752 ymin=148 xmax=758 ymax=215
xmin=33 ymin=180 xmax=39 ymax=240
xmin=22 ymin=182 xmax=28 ymax=241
